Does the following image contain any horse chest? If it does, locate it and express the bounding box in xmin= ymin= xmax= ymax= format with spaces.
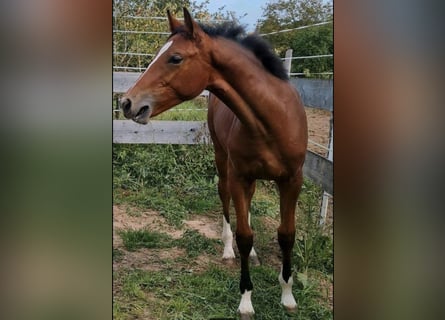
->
xmin=228 ymin=146 xmax=290 ymax=179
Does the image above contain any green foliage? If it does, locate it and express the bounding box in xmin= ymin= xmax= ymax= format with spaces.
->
xmin=113 ymin=0 xmax=211 ymax=70
xmin=294 ymin=180 xmax=333 ymax=273
xmin=115 ymin=265 xmax=331 ymax=319
xmin=290 ymin=24 xmax=333 ymax=77
xmin=258 ymin=0 xmax=333 ymax=78
xmin=113 ymin=248 xmax=124 ymax=262
xmin=119 ymin=228 xmax=219 ymax=256
xmin=120 ymin=229 xmax=175 ymax=251
xmin=175 ymin=229 xmax=219 ymax=257
xmin=153 ymin=99 xmax=208 ymax=121
xmin=114 ymin=171 xmax=332 ymax=319
xmin=295 ymin=232 xmax=333 ymax=273
xmin=113 ymin=143 xmax=219 ymax=226
xmin=113 ymin=0 xmax=239 ymax=71
xmin=250 ymin=199 xmax=277 ymax=217
xmin=113 ymin=144 xmax=216 ymax=190
xmin=259 ymin=0 xmax=332 ymax=28
xmin=113 ymin=99 xmax=207 ymax=121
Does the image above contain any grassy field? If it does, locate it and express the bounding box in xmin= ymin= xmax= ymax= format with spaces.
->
xmin=113 ymin=101 xmax=332 ymax=319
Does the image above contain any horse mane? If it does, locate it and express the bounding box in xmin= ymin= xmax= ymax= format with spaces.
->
xmin=198 ymin=22 xmax=289 ymax=80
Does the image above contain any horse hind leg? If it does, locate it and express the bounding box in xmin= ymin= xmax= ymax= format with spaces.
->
xmin=276 ymin=173 xmax=303 ymax=312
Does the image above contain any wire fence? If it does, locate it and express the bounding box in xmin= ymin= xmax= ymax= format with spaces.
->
xmin=113 ymin=15 xmax=332 ymax=76
xmin=259 ymin=21 xmax=332 ymax=36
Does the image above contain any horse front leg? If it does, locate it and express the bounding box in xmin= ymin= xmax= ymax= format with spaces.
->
xmin=276 ymin=172 xmax=303 ymax=312
xmin=218 ymin=173 xmax=236 ymax=260
xmin=230 ymin=174 xmax=256 ymax=319
xmin=213 ymin=149 xmax=236 ymax=261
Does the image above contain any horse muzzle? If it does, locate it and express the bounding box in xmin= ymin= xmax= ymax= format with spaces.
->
xmin=119 ymin=97 xmax=151 ymax=124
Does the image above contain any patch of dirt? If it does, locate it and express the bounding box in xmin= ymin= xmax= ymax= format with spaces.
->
xmin=113 ymin=205 xmax=229 ymax=273
xmin=113 ymin=205 xmax=183 ymax=247
xmin=184 ymin=214 xmax=221 ymax=239
xmin=114 ymin=247 xmax=187 ymax=272
xmin=305 ymin=107 xmax=332 ymax=157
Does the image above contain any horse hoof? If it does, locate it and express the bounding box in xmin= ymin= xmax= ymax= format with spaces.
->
xmin=284 ymin=304 xmax=298 ymax=313
xmin=222 ymin=253 xmax=236 ymax=259
xmin=222 ymin=248 xmax=236 ymax=260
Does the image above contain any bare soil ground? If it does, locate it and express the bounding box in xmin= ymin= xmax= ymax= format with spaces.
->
xmin=305 ymin=107 xmax=332 ymax=157
xmin=113 ymin=205 xmax=233 ymax=273
xmin=305 ymin=107 xmax=333 ymax=224
xmin=113 ymin=204 xmax=285 ymax=275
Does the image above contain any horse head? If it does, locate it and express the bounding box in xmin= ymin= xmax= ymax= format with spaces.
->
xmin=119 ymin=8 xmax=211 ymax=124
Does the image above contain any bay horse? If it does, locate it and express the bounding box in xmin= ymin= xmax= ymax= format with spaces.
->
xmin=119 ymin=8 xmax=307 ymax=318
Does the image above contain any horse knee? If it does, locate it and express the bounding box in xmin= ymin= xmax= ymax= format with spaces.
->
xmin=277 ymin=229 xmax=295 ymax=282
xmin=236 ymin=229 xmax=253 ymax=257
xmin=277 ymin=229 xmax=295 ymax=250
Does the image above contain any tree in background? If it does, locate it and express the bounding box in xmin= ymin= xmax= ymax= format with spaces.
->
xmin=113 ymin=0 xmax=238 ymax=71
xmin=257 ymin=0 xmax=333 ymax=78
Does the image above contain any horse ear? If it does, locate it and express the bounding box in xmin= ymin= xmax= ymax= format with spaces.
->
xmin=183 ymin=7 xmax=201 ymax=39
xmin=167 ymin=9 xmax=182 ymax=33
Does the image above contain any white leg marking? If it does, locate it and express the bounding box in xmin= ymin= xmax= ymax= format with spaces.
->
xmin=249 ymin=247 xmax=258 ymax=258
xmin=279 ymin=268 xmax=297 ymax=310
xmin=222 ymin=217 xmax=235 ymax=259
xmin=247 ymin=212 xmax=258 ymax=259
xmin=238 ymin=290 xmax=255 ymax=316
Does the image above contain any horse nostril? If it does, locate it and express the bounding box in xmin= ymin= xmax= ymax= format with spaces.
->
xmin=120 ymin=98 xmax=132 ymax=113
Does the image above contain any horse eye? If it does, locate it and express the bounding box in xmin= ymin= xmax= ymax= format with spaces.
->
xmin=168 ymin=55 xmax=183 ymax=65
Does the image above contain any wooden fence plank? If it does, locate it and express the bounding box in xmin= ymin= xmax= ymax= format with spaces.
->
xmin=113 ymin=120 xmax=332 ymax=193
xmin=113 ymin=120 xmax=211 ymax=145
xmin=113 ymin=72 xmax=140 ymax=93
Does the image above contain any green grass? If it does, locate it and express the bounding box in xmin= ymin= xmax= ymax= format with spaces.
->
xmin=113 ymin=144 xmax=332 ymax=319
xmin=114 ymin=264 xmax=331 ymax=320
xmin=119 ymin=228 xmax=219 ymax=258
xmin=113 ymin=143 xmax=219 ymax=226
xmin=178 ymin=229 xmax=219 ymax=258
xmin=113 ymin=248 xmax=124 ymax=262
xmin=120 ymin=229 xmax=175 ymax=251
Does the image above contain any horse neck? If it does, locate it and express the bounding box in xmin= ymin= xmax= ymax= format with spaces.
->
xmin=206 ymin=38 xmax=293 ymax=134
